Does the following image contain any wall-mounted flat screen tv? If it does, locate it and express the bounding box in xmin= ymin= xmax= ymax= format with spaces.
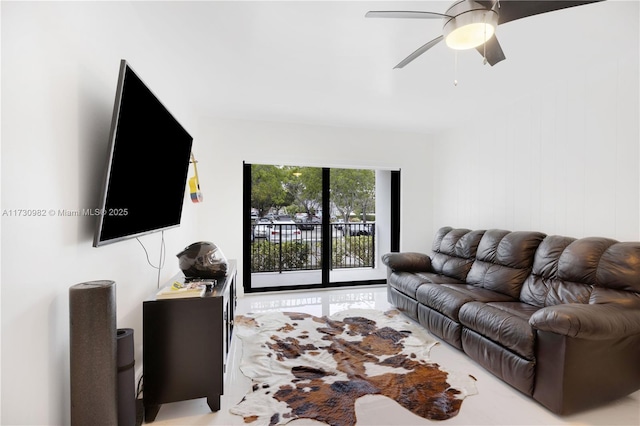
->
xmin=93 ymin=60 xmax=193 ymax=247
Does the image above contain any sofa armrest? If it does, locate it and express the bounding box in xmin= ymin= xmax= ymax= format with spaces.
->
xmin=529 ymin=303 xmax=640 ymax=339
xmin=380 ymin=252 xmax=432 ymax=272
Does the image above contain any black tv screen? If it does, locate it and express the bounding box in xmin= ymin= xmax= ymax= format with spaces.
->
xmin=93 ymin=60 xmax=193 ymax=247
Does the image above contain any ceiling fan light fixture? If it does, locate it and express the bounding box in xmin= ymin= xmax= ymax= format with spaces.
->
xmin=442 ymin=1 xmax=499 ymax=50
xmin=446 ymin=22 xmax=495 ymax=50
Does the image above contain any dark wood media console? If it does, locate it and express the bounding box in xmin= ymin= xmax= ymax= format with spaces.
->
xmin=142 ymin=260 xmax=237 ymax=422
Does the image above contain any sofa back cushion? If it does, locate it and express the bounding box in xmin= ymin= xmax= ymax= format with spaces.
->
xmin=430 ymin=227 xmax=485 ymax=281
xmin=465 ymin=229 xmax=546 ymax=299
xmin=520 ymin=235 xmax=581 ymax=307
xmin=521 ymin=236 xmax=640 ymax=307
xmin=594 ymin=241 xmax=640 ymax=293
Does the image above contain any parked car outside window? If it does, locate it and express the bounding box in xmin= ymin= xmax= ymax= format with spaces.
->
xmin=296 ymin=215 xmax=321 ymax=230
xmin=253 ymin=217 xmax=276 ymax=239
xmin=332 ymin=218 xmax=345 ymax=230
xmin=346 ymin=223 xmax=374 ymax=236
xmin=253 ymin=223 xmax=270 ymax=238
xmin=267 ymin=221 xmax=302 ymax=243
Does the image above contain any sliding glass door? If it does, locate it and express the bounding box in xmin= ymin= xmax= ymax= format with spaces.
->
xmin=248 ymin=164 xmax=324 ymax=289
xmin=243 ymin=163 xmax=400 ymax=293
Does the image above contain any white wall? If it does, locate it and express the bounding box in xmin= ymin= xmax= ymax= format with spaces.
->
xmin=431 ymin=54 xmax=640 ymax=241
xmin=0 ymin=3 xmax=204 ymax=424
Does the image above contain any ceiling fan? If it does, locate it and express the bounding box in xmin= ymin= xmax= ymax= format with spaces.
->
xmin=366 ymin=0 xmax=604 ymax=69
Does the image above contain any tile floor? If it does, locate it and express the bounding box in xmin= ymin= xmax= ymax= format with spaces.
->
xmin=149 ymin=285 xmax=640 ymax=425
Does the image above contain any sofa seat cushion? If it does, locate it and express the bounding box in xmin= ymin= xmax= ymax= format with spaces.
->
xmin=414 ymin=272 xmax=466 ymax=285
xmin=459 ymin=301 xmax=542 ymax=360
xmin=388 ymin=272 xmax=426 ymax=299
xmin=415 ymin=283 xmax=515 ymax=322
xmin=389 ymin=271 xmax=465 ymax=299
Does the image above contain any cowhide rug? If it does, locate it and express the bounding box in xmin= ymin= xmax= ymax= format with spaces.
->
xmin=230 ymin=309 xmax=477 ymax=426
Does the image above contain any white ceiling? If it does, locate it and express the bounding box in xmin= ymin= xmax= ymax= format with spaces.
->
xmin=133 ymin=1 xmax=639 ymax=134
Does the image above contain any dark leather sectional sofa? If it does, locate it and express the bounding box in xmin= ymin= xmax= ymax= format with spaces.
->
xmin=381 ymin=226 xmax=640 ymax=415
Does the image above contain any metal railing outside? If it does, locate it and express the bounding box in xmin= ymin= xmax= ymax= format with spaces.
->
xmin=250 ymin=223 xmax=375 ymax=273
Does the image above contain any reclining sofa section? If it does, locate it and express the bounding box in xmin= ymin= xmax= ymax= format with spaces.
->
xmin=381 ymin=226 xmax=640 ymax=415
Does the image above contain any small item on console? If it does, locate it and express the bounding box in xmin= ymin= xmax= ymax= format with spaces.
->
xmin=183 ymin=278 xmax=217 ymax=292
xmin=177 ymin=241 xmax=228 ymax=279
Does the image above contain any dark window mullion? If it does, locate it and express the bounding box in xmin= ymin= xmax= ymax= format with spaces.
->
xmin=391 ymin=170 xmax=401 ymax=252
xmin=243 ymin=162 xmax=252 ymax=293
xmin=321 ymin=168 xmax=331 ymax=286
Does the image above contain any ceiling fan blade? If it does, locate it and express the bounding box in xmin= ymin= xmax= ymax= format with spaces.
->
xmin=475 ymin=1 xmax=604 ymax=25
xmin=394 ymin=35 xmax=444 ymax=69
xmin=475 ymin=35 xmax=506 ymax=66
xmin=365 ymin=11 xmax=452 ymax=19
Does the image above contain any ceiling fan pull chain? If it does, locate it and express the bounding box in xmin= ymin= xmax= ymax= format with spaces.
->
xmin=454 ymin=51 xmax=458 ymax=86
xmin=483 ymin=18 xmax=488 ymax=65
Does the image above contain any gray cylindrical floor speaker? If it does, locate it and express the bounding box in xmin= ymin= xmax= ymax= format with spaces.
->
xmin=117 ymin=328 xmax=136 ymax=426
xmin=69 ymin=280 xmax=117 ymax=426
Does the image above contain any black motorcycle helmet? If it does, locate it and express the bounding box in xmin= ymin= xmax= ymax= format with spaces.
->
xmin=177 ymin=241 xmax=228 ymax=278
